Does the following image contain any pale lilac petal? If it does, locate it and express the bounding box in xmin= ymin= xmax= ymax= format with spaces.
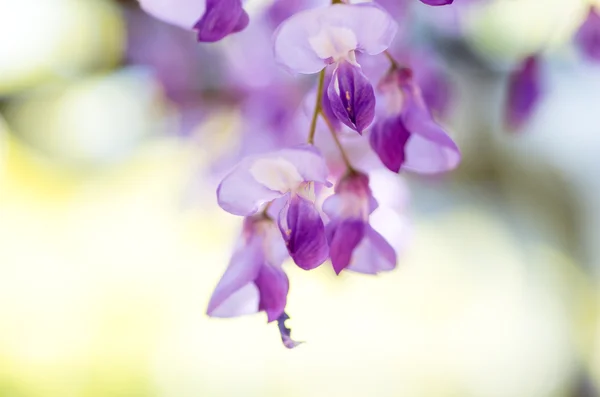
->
xmin=206 ymin=236 xmax=263 ymax=318
xmin=217 ymin=157 xmax=283 ymax=216
xmin=403 ymin=113 xmax=461 ymax=174
xmin=217 ymin=146 xmax=330 ymax=216
xmin=576 ymin=7 xmax=600 ymax=62
xmin=273 ymin=4 xmax=397 ymax=74
xmin=255 ymin=264 xmax=289 ymax=322
xmin=138 ymin=0 xmax=206 ymax=29
xmin=327 ymin=61 xmax=376 ymax=133
xmin=273 ymin=6 xmax=330 ymax=74
xmin=334 ymin=4 xmax=398 ymax=56
xmin=326 ymin=218 xmax=365 ymax=274
xmin=276 ymin=145 xmax=331 ymax=187
xmin=505 ymin=55 xmax=542 ymax=131
xmin=369 ymin=115 xmax=410 ymax=173
xmin=194 ymin=0 xmax=249 ymax=42
xmin=279 ymin=194 xmax=329 ymax=270
xmin=347 ymin=225 xmax=396 ymax=274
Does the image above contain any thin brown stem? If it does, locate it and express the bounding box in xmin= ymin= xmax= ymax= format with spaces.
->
xmin=383 ymin=50 xmax=400 ymax=70
xmin=260 ymin=201 xmax=273 ymax=220
xmin=307 ymin=69 xmax=326 ymax=144
xmin=320 ymin=112 xmax=355 ymax=173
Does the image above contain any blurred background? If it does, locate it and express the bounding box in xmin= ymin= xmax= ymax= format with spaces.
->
xmin=1 ymin=0 xmax=600 ymax=396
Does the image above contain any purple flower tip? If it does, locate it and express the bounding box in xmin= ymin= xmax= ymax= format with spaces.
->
xmin=194 ymin=0 xmax=249 ymax=42
xmin=505 ymin=55 xmax=542 ymax=131
xmin=575 ymin=6 xmax=600 ymax=62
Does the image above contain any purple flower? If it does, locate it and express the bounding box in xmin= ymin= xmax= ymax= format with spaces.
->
xmin=207 ymin=216 xmax=289 ymax=322
xmin=217 ymin=145 xmax=330 ymax=270
xmin=194 ymin=0 xmax=249 ymax=42
xmin=323 ymin=171 xmax=396 ymax=274
xmin=505 ymin=55 xmax=542 ymax=131
xmin=419 ymin=0 xmax=454 ymax=5
xmin=575 ymin=6 xmax=600 ymax=62
xmin=137 ymin=0 xmax=249 ymax=42
xmin=369 ymin=67 xmax=461 ymax=174
xmin=273 ymin=3 xmax=397 ymax=133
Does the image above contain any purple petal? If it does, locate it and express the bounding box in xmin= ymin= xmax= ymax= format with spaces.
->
xmin=505 ymin=55 xmax=542 ymax=131
xmin=194 ymin=0 xmax=249 ymax=42
xmin=321 ymin=66 xmax=342 ymax=131
xmin=575 ymin=6 xmax=600 ymax=62
xmin=217 ymin=146 xmax=330 ymax=216
xmin=279 ymin=194 xmax=329 ymax=270
xmin=327 ymin=61 xmax=376 ymax=134
xmin=347 ymin=224 xmax=396 ymax=274
xmin=403 ymin=109 xmax=461 ymax=174
xmin=369 ymin=115 xmax=410 ymax=173
xmin=273 ymin=4 xmax=397 ymax=74
xmin=138 ymin=0 xmax=206 ymax=30
xmin=419 ymin=0 xmax=454 ymax=5
xmin=255 ymin=264 xmax=289 ymax=322
xmin=326 ymin=218 xmax=366 ymax=274
xmin=206 ymin=235 xmax=263 ymax=318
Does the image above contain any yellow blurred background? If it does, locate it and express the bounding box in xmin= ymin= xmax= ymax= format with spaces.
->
xmin=1 ymin=0 xmax=600 ymax=396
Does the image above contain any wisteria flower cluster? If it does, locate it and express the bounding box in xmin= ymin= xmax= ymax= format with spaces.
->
xmin=138 ymin=0 xmax=460 ymax=347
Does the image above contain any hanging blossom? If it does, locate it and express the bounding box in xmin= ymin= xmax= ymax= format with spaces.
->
xmin=217 ymin=145 xmax=330 ymax=270
xmin=207 ymin=215 xmax=289 ymax=322
xmin=273 ymin=3 xmax=398 ymax=134
xmin=369 ymin=65 xmax=460 ymax=174
xmin=575 ymin=6 xmax=600 ymax=62
xmin=137 ymin=0 xmax=249 ymax=42
xmin=206 ymin=214 xmax=303 ymax=348
xmin=323 ymin=171 xmax=397 ymax=275
xmin=505 ymin=55 xmax=542 ymax=131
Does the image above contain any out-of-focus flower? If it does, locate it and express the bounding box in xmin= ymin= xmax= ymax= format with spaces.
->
xmin=575 ymin=6 xmax=600 ymax=62
xmin=217 ymin=145 xmax=330 ymax=270
xmin=369 ymin=67 xmax=460 ymax=174
xmin=505 ymin=54 xmax=542 ymax=131
xmin=194 ymin=0 xmax=249 ymax=42
xmin=207 ymin=216 xmax=289 ymax=322
xmin=273 ymin=3 xmax=397 ymax=133
xmin=323 ymin=171 xmax=396 ymax=274
xmin=137 ymin=0 xmax=249 ymax=42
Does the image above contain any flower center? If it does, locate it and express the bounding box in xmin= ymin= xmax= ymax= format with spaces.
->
xmin=250 ymin=157 xmax=304 ymax=193
xmin=308 ymin=25 xmax=358 ymax=64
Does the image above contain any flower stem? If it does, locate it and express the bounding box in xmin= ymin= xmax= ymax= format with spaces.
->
xmin=383 ymin=50 xmax=400 ymax=70
xmin=307 ymin=69 xmax=326 ymax=145
xmin=320 ymin=113 xmax=355 ymax=173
